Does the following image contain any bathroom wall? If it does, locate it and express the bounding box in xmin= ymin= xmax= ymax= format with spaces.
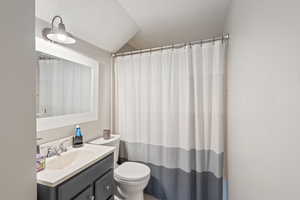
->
xmin=36 ymin=18 xmax=113 ymax=144
xmin=0 ymin=1 xmax=36 ymax=200
xmin=225 ymin=0 xmax=300 ymax=199
xmin=117 ymin=43 xmax=136 ymax=53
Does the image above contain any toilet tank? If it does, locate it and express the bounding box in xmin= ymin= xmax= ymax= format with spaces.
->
xmin=89 ymin=134 xmax=120 ymax=168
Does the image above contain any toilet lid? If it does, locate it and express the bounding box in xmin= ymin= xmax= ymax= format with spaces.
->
xmin=114 ymin=162 xmax=150 ymax=182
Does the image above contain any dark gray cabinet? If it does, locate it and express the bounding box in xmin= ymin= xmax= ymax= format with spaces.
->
xmin=72 ymin=186 xmax=93 ymax=200
xmin=38 ymin=154 xmax=114 ymax=200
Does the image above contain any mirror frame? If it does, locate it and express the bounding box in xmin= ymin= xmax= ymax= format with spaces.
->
xmin=36 ymin=37 xmax=99 ymax=131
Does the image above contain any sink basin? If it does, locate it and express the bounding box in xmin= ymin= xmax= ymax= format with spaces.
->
xmin=37 ymin=144 xmax=115 ymax=187
xmin=46 ymin=149 xmax=95 ymax=170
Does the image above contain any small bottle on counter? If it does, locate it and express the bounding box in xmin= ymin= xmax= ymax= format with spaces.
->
xmin=73 ymin=125 xmax=83 ymax=148
xmin=36 ymin=145 xmax=46 ymax=172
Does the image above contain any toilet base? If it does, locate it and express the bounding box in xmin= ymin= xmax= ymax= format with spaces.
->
xmin=114 ymin=193 xmax=144 ymax=200
xmin=127 ymin=192 xmax=144 ymax=200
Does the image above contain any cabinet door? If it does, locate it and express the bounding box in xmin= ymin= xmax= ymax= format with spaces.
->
xmin=73 ymin=186 xmax=93 ymax=200
xmin=58 ymin=154 xmax=113 ymax=200
xmin=95 ymin=170 xmax=114 ymax=200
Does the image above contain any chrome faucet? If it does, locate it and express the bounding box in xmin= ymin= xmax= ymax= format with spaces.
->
xmin=46 ymin=146 xmax=60 ymax=158
xmin=59 ymin=140 xmax=68 ymax=153
xmin=46 ymin=140 xmax=69 ymax=158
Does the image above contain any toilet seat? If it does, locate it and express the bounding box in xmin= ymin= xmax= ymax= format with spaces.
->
xmin=114 ymin=162 xmax=150 ymax=182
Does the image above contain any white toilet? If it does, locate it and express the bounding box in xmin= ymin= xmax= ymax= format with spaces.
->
xmin=89 ymin=135 xmax=151 ymax=200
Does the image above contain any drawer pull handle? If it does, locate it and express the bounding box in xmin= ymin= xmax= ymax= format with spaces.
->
xmin=106 ymin=185 xmax=110 ymax=191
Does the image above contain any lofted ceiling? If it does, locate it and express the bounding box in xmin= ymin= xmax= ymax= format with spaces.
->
xmin=35 ymin=0 xmax=139 ymax=52
xmin=118 ymin=0 xmax=231 ymax=49
xmin=36 ymin=0 xmax=231 ymax=52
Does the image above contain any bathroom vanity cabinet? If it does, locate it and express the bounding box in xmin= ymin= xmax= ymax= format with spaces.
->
xmin=38 ymin=154 xmax=114 ymax=200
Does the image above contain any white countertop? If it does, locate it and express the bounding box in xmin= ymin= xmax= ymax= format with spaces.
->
xmin=37 ymin=144 xmax=115 ymax=187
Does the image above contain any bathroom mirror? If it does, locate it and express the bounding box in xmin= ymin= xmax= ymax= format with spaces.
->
xmin=36 ymin=37 xmax=99 ymax=131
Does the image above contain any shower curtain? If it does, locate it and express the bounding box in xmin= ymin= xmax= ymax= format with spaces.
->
xmin=114 ymin=40 xmax=227 ymax=200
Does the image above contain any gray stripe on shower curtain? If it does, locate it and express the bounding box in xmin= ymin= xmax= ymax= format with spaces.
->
xmin=119 ymin=141 xmax=224 ymax=200
xmin=146 ymin=164 xmax=222 ymax=200
xmin=119 ymin=141 xmax=224 ymax=177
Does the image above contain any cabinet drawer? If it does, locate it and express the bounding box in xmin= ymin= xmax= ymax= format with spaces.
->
xmin=95 ymin=170 xmax=114 ymax=200
xmin=58 ymin=154 xmax=113 ymax=200
xmin=73 ymin=186 xmax=93 ymax=200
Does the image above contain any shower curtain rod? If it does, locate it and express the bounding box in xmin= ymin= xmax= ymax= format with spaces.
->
xmin=113 ymin=33 xmax=229 ymax=57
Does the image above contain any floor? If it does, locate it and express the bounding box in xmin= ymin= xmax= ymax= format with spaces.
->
xmin=145 ymin=194 xmax=158 ymax=200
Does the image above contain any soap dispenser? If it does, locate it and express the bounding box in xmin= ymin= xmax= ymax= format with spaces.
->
xmin=36 ymin=145 xmax=46 ymax=172
xmin=73 ymin=125 xmax=83 ymax=148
